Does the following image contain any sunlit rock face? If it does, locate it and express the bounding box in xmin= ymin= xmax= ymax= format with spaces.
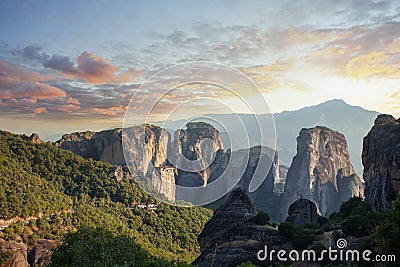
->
xmin=280 ymin=126 xmax=363 ymax=220
xmin=363 ymin=115 xmax=400 ymax=210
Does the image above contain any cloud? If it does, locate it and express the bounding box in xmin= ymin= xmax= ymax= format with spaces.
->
xmin=0 ymin=61 xmax=66 ymax=100
xmin=33 ymin=107 xmax=47 ymax=114
xmin=386 ymin=37 xmax=400 ymax=54
xmin=43 ymin=54 xmax=77 ymax=75
xmin=18 ymin=47 xmax=143 ymax=84
xmin=346 ymin=51 xmax=397 ymax=78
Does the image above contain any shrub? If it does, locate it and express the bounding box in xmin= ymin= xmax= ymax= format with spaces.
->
xmin=332 ymin=230 xmax=342 ymax=241
xmin=292 ymin=228 xmax=316 ymax=250
xmin=278 ymin=222 xmax=294 ymax=237
xmin=252 ymin=211 xmax=270 ymax=225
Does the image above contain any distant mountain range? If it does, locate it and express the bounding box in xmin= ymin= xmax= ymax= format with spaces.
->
xmin=154 ymin=99 xmax=379 ymax=175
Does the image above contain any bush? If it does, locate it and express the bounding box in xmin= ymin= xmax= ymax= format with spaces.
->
xmin=292 ymin=228 xmax=316 ymax=250
xmin=278 ymin=222 xmax=294 ymax=237
xmin=252 ymin=211 xmax=270 ymax=225
xmin=302 ymin=222 xmax=320 ymax=230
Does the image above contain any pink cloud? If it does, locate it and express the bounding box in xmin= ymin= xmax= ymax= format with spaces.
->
xmin=0 ymin=61 xmax=66 ymax=100
xmin=33 ymin=107 xmax=47 ymax=114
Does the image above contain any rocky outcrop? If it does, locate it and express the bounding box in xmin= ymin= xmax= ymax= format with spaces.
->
xmin=280 ymin=126 xmax=363 ymax=219
xmin=55 ymin=129 xmax=125 ymax=165
xmin=172 ymin=122 xmax=224 ymax=186
xmin=0 ymin=240 xmax=29 ymax=267
xmin=230 ymin=146 xmax=277 ymax=204
xmin=0 ymin=239 xmax=56 ymax=267
xmin=194 ymin=188 xmax=282 ymax=267
xmin=55 ymin=125 xmax=170 ymax=170
xmin=363 ymin=114 xmax=400 ymax=210
xmin=28 ymin=133 xmax=44 ymax=144
xmin=285 ymin=198 xmax=328 ymax=226
xmin=28 ymin=239 xmax=56 ymax=266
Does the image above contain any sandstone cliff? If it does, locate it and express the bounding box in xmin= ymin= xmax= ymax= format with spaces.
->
xmin=54 ymin=129 xmax=125 ymax=165
xmin=363 ymin=114 xmax=400 ymax=210
xmin=172 ymin=122 xmax=224 ymax=187
xmin=193 ymin=188 xmax=282 ymax=267
xmin=280 ymin=126 xmax=363 ymax=219
xmin=55 ymin=126 xmax=175 ymax=201
xmin=55 ymin=125 xmax=170 ymax=171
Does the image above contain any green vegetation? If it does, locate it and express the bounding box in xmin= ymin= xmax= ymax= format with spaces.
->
xmin=251 ymin=211 xmax=270 ymax=225
xmin=50 ymin=227 xmax=191 ymax=267
xmin=329 ymin=197 xmax=382 ymax=237
xmin=278 ymin=221 xmax=318 ymax=249
xmin=374 ymin=196 xmax=400 ymax=266
xmin=0 ymin=131 xmax=212 ymax=264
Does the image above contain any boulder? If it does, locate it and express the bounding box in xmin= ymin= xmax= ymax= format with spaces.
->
xmin=285 ymin=198 xmax=328 ymax=226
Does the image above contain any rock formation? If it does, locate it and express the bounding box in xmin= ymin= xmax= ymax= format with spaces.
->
xmin=55 ymin=129 xmax=124 ymax=165
xmin=363 ymin=114 xmax=400 ymax=210
xmin=28 ymin=133 xmax=44 ymax=144
xmin=0 ymin=240 xmax=29 ymax=267
xmin=194 ymin=188 xmax=282 ymax=267
xmin=55 ymin=125 xmax=175 ymax=201
xmin=0 ymin=239 xmax=56 ymax=267
xmin=55 ymin=125 xmax=170 ymax=171
xmin=285 ymin=198 xmax=328 ymax=226
xmin=280 ymin=126 xmax=363 ymax=219
xmin=172 ymin=122 xmax=224 ymax=187
xmin=28 ymin=239 xmax=56 ymax=266
xmin=230 ymin=146 xmax=277 ymax=204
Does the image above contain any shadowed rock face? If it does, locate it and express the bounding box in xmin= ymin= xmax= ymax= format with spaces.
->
xmin=285 ymin=198 xmax=328 ymax=226
xmin=55 ymin=129 xmax=124 ymax=165
xmin=172 ymin=122 xmax=224 ymax=187
xmin=194 ymin=188 xmax=282 ymax=267
xmin=280 ymin=126 xmax=363 ymax=220
xmin=0 ymin=239 xmax=56 ymax=267
xmin=363 ymin=115 xmax=400 ymax=210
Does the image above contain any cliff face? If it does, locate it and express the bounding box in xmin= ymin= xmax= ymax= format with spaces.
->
xmin=55 ymin=125 xmax=174 ymax=201
xmin=230 ymin=146 xmax=277 ymax=204
xmin=54 ymin=129 xmax=125 ymax=165
xmin=194 ymin=188 xmax=282 ymax=267
xmin=172 ymin=122 xmax=224 ymax=186
xmin=280 ymin=126 xmax=363 ymax=219
xmin=363 ymin=115 xmax=400 ymax=210
xmin=55 ymin=125 xmax=170 ymax=171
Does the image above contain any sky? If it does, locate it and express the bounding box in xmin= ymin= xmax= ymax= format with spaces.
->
xmin=1 ymin=0 xmax=400 ymax=139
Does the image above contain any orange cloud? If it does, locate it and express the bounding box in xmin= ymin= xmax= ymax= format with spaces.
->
xmin=76 ymin=51 xmax=119 ymax=83
xmin=43 ymin=51 xmax=143 ymax=84
xmin=58 ymin=104 xmax=81 ymax=113
xmin=33 ymin=107 xmax=47 ymax=114
xmin=66 ymin=97 xmax=80 ymax=105
xmin=0 ymin=61 xmax=66 ymax=100
xmin=346 ymin=52 xmax=397 ymax=78
xmin=91 ymin=106 xmax=126 ymax=116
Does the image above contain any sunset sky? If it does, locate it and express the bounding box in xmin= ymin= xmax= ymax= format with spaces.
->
xmin=1 ymin=0 xmax=400 ymax=139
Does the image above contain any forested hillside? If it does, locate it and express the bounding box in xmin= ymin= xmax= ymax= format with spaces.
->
xmin=0 ymin=131 xmax=212 ymax=264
